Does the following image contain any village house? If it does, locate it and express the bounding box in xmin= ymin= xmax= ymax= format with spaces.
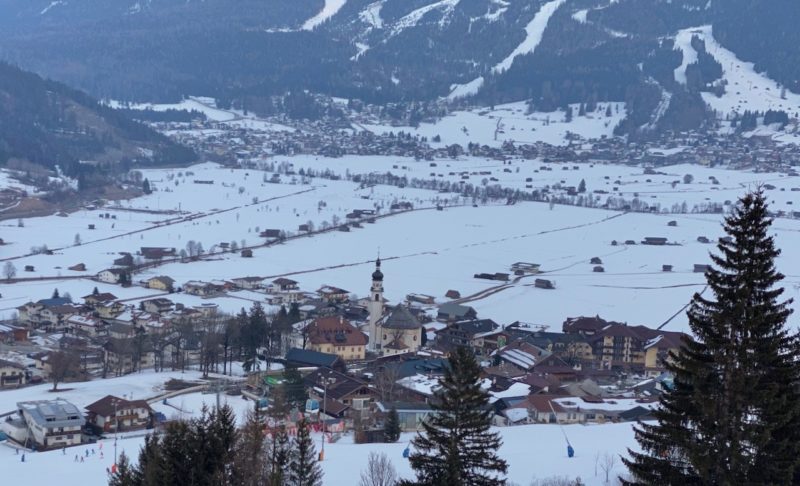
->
xmin=113 ymin=253 xmax=134 ymax=267
xmin=9 ymin=399 xmax=85 ymax=449
xmin=66 ymin=315 xmax=106 ymax=337
xmin=140 ymin=298 xmax=174 ymax=315
xmin=230 ymin=276 xmax=264 ymax=290
xmin=95 ymin=300 xmax=126 ymax=319
xmin=436 ymin=302 xmax=477 ymax=322
xmin=304 ymin=368 xmax=374 ymax=419
xmin=97 ymin=268 xmax=129 ymax=285
xmin=82 ymin=292 xmax=118 ymax=308
xmin=375 ymin=401 xmax=434 ymax=431
xmin=306 ymin=316 xmax=368 ymax=361
xmin=139 ymin=247 xmax=177 ymax=260
xmin=146 ymin=276 xmax=175 ymax=292
xmin=0 ymin=323 xmax=29 ymax=343
xmin=84 ymin=395 xmax=153 ymax=433
xmin=183 ymin=280 xmax=224 ymax=296
xmin=0 ymin=359 xmax=27 ymax=387
xmin=104 ymin=338 xmax=156 ymax=375
xmin=435 ymin=319 xmax=499 ymax=355
xmin=317 ymin=285 xmax=350 ymax=303
xmin=495 ymin=341 xmax=551 ymax=373
xmin=643 ymin=332 xmax=686 ymax=377
xmin=269 ymin=277 xmax=300 ymax=292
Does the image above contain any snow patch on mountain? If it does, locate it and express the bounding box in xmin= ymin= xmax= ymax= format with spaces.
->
xmin=675 ymin=25 xmax=800 ymax=118
xmin=302 ymin=0 xmax=347 ymax=31
xmin=673 ymin=28 xmax=699 ymax=85
xmin=640 ymin=78 xmax=672 ymax=132
xmin=492 ymin=0 xmax=566 ymax=74
xmin=389 ymin=0 xmax=461 ymax=38
xmin=447 ymin=76 xmax=485 ymax=100
xmin=572 ymin=9 xmax=588 ymax=23
xmin=39 ymin=1 xmax=66 ymax=15
xmin=484 ymin=0 xmax=509 ymax=22
xmin=359 ymin=0 xmax=385 ymax=29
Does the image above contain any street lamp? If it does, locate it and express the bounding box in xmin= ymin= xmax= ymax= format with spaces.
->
xmin=319 ymin=376 xmax=334 ymax=461
xmin=112 ymin=398 xmax=119 ymax=465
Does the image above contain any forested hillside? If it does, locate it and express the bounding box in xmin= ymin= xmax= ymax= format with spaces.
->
xmin=0 ymin=62 xmax=195 ymax=176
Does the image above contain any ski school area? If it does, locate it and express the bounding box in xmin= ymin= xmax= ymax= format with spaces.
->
xmin=1 ymin=419 xmax=638 ymax=485
xmin=0 ymin=368 xmax=641 ymax=485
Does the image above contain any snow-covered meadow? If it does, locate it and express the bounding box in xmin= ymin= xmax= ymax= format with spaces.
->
xmin=361 ymin=101 xmax=627 ymax=148
xmin=4 ymin=159 xmax=800 ymax=333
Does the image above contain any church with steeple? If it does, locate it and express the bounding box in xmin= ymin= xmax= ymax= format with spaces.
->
xmin=365 ymin=257 xmax=423 ymax=356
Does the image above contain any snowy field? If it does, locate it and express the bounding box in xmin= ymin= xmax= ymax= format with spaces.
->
xmin=361 ymin=101 xmax=626 ymax=148
xmin=4 ymin=160 xmax=800 ymax=333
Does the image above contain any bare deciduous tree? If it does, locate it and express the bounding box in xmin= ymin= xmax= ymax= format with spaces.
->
xmin=3 ymin=261 xmax=16 ymax=281
xmin=358 ymin=452 xmax=397 ymax=486
xmin=599 ymin=452 xmax=617 ymax=484
xmin=49 ymin=350 xmax=79 ymax=391
xmin=374 ymin=365 xmax=400 ymax=402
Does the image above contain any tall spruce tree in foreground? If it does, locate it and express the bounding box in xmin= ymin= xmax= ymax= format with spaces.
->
xmin=624 ymin=190 xmax=800 ymax=485
xmin=287 ymin=418 xmax=323 ymax=486
xmin=402 ymin=346 xmax=507 ymax=486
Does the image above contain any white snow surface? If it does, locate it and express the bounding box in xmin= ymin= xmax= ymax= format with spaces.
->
xmin=446 ymin=76 xmax=485 ymax=101
xmin=302 ymin=0 xmax=348 ymax=31
xmin=572 ymin=8 xmax=588 ymax=23
xmin=673 ymin=28 xmax=699 ymax=86
xmin=363 ymin=101 xmax=626 ymax=147
xmin=359 ymin=0 xmax=385 ymax=29
xmin=39 ymin=0 xmax=66 ymax=15
xmin=389 ymin=0 xmax=460 ymax=38
xmin=492 ymin=0 xmax=566 ymax=74
xmin=107 ymin=97 xmax=235 ymax=122
xmin=5 ymin=160 xmax=800 ymax=336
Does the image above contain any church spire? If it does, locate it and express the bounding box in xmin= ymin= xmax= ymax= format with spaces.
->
xmin=372 ymin=255 xmax=383 ymax=282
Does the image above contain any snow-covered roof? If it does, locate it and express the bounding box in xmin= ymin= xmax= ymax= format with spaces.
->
xmin=503 ymin=407 xmax=529 ymax=423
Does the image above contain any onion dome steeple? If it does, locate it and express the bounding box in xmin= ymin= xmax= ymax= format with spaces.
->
xmin=372 ymin=257 xmax=384 ymax=282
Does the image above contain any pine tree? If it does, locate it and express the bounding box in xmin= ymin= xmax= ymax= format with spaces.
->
xmin=52 ymin=288 xmax=60 ymax=299
xmin=137 ymin=434 xmax=165 ymax=486
xmin=232 ymin=411 xmax=269 ymax=486
xmin=624 ymin=190 xmax=800 ymax=485
xmin=206 ymin=405 xmax=238 ymax=484
xmin=287 ymin=418 xmax=323 ymax=486
xmin=384 ymin=406 xmax=401 ymax=443
xmin=578 ymin=179 xmax=586 ymax=193
xmin=142 ymin=178 xmax=152 ymax=194
xmin=267 ymin=425 xmax=292 ymax=486
xmin=108 ymin=452 xmax=139 ymax=486
xmin=404 ymin=347 xmax=507 ymax=486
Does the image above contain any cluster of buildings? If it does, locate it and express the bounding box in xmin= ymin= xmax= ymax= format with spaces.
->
xmin=1 ymin=395 xmax=153 ymax=450
xmin=0 ymin=257 xmax=690 ymax=448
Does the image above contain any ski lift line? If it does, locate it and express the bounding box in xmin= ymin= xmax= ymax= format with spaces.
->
xmin=657 ymin=284 xmax=708 ymax=331
xmin=548 ymin=400 xmax=572 ymax=450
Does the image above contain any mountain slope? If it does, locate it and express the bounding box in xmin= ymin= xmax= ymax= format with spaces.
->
xmin=0 ymin=0 xmax=794 ymax=137
xmin=0 ymin=62 xmax=195 ymax=174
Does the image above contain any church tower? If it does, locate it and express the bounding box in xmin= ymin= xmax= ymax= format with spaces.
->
xmin=366 ymin=258 xmax=384 ymax=353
